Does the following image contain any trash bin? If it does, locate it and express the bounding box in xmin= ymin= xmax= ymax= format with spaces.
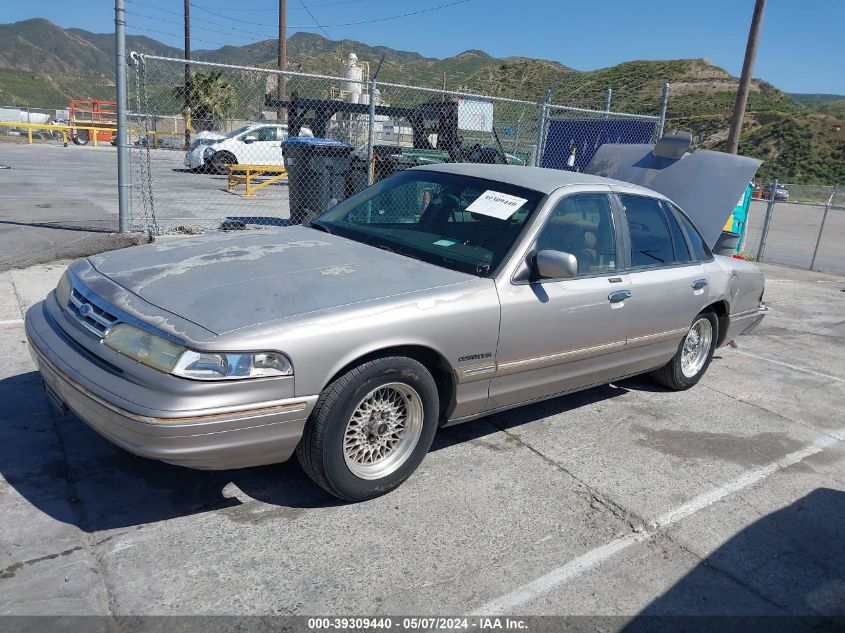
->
xmin=282 ymin=137 xmax=353 ymax=224
xmin=345 ymin=154 xmax=370 ymax=198
xmin=373 ymin=146 xmax=420 ymax=183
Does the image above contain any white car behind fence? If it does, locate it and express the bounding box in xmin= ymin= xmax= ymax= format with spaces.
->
xmin=184 ymin=123 xmax=313 ymax=173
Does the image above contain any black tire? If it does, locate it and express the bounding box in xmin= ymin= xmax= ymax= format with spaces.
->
xmin=296 ymin=356 xmax=439 ymax=502
xmin=73 ymin=131 xmax=89 ymax=146
xmin=650 ymin=310 xmax=718 ymax=391
xmin=211 ymin=151 xmax=235 ymax=175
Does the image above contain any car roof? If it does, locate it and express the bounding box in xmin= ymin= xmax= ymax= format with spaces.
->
xmin=410 ymin=163 xmax=657 ymax=196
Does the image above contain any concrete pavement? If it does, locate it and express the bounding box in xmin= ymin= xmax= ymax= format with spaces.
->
xmin=0 ymin=261 xmax=843 ymax=625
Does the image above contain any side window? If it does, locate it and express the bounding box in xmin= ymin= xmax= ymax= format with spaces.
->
xmin=534 ymin=194 xmax=617 ymax=275
xmin=619 ymin=195 xmax=674 ymax=267
xmin=661 ymin=202 xmax=691 ymax=263
xmin=255 ymin=127 xmax=277 ymax=142
xmin=668 ymin=203 xmax=713 ymax=261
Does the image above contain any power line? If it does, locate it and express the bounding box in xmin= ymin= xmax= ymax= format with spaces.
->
xmin=297 ymin=0 xmax=331 ymax=38
xmin=125 ymin=4 xmax=283 ymax=40
xmin=191 ymin=0 xmax=470 ymax=29
xmin=127 ymin=0 xmax=278 ymax=39
xmin=126 ymin=25 xmax=231 ymax=48
xmin=318 ymin=0 xmax=471 ymax=27
xmin=191 ymin=0 xmax=374 ymax=12
xmin=129 ymin=0 xmax=473 ymax=45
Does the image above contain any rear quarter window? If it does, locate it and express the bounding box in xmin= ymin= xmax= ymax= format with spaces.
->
xmin=667 ymin=202 xmax=713 ymax=261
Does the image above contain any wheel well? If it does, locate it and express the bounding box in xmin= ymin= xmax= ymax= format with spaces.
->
xmin=326 ymin=346 xmax=455 ymax=422
xmin=705 ymin=300 xmax=730 ymax=347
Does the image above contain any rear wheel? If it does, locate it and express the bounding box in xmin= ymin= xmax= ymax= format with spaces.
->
xmin=296 ymin=356 xmax=439 ymax=501
xmin=73 ymin=131 xmax=89 ymax=145
xmin=210 ymin=151 xmax=235 ymax=175
xmin=650 ymin=310 xmax=718 ymax=390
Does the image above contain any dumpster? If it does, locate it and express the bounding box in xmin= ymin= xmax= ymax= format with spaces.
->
xmin=282 ymin=137 xmax=353 ymax=224
xmin=345 ymin=154 xmax=370 ymax=198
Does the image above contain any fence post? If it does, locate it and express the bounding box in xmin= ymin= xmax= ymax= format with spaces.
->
xmin=534 ymin=85 xmax=554 ymax=167
xmin=366 ymin=55 xmax=385 ymax=186
xmin=115 ymin=0 xmax=130 ymax=233
xmin=756 ymin=178 xmax=778 ymax=261
xmin=810 ymin=186 xmax=836 ymax=271
xmin=656 ymin=82 xmax=670 ymax=140
xmin=604 ymin=88 xmax=612 ymax=118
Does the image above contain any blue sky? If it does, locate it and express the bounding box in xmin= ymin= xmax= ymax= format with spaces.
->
xmin=4 ymin=0 xmax=844 ymax=93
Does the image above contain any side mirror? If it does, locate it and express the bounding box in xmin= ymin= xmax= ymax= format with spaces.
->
xmin=243 ymin=135 xmax=257 ymax=144
xmin=534 ymin=249 xmax=578 ymax=279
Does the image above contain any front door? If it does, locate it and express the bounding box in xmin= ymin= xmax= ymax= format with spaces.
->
xmin=247 ymin=126 xmax=283 ymax=165
xmin=491 ymin=192 xmax=635 ymax=409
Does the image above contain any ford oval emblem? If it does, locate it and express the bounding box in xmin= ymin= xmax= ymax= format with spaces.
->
xmin=78 ymin=303 xmax=93 ymax=317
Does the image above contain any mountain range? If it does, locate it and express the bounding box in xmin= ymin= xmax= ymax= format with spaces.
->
xmin=0 ymin=18 xmax=842 ymax=184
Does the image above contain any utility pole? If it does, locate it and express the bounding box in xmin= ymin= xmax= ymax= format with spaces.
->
xmin=277 ymin=0 xmax=287 ymax=123
xmin=183 ymin=0 xmax=192 ymax=148
xmin=726 ymin=0 xmax=766 ymax=154
xmin=115 ymin=0 xmax=129 ymax=232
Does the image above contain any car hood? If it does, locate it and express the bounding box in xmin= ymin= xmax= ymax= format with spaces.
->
xmin=585 ymin=143 xmax=762 ymax=247
xmin=86 ymin=226 xmax=473 ymax=335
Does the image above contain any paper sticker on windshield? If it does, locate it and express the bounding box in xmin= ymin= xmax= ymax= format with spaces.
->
xmin=433 ymin=239 xmax=457 ymax=247
xmin=466 ymin=190 xmax=528 ymax=220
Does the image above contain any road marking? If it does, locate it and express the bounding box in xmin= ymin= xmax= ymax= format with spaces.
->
xmin=472 ymin=429 xmax=844 ymax=615
xmin=0 ymin=318 xmax=24 ymax=325
xmin=732 ymin=349 xmax=844 ymax=383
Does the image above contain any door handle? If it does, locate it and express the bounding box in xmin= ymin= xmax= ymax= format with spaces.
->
xmin=692 ymin=279 xmax=708 ymax=291
xmin=608 ymin=289 xmax=631 ymax=304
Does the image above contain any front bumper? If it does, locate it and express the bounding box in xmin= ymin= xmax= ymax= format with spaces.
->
xmin=26 ymin=300 xmax=317 ymax=470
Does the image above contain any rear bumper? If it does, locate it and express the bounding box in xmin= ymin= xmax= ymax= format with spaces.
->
xmin=26 ymin=301 xmax=318 ymax=470
xmin=722 ymin=303 xmax=768 ymax=345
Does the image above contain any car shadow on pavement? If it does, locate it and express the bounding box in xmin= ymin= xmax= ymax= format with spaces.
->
xmin=621 ymin=488 xmax=845 ymax=632
xmin=2 ymin=371 xmax=660 ymax=532
xmin=0 ymin=372 xmax=340 ymax=533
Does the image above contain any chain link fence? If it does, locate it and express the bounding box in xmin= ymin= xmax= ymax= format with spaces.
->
xmin=128 ymin=53 xmax=660 ymax=234
xmin=741 ymin=184 xmax=844 ymax=274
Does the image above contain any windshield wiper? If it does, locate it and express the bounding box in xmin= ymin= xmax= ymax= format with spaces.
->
xmin=309 ymin=221 xmax=333 ymax=235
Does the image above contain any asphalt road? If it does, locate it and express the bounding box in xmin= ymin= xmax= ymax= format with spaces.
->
xmin=1 ymin=261 xmax=844 ymax=627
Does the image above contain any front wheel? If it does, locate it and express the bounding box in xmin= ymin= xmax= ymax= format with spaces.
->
xmin=650 ymin=310 xmax=718 ymax=390
xmin=210 ymin=151 xmax=235 ymax=175
xmin=296 ymin=356 xmax=439 ymax=501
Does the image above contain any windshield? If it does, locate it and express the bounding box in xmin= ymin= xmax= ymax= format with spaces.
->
xmin=225 ymin=126 xmax=252 ymax=139
xmin=313 ymin=170 xmax=544 ymax=277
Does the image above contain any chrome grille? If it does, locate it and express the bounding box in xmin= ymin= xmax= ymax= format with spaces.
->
xmin=67 ymin=286 xmax=119 ymax=338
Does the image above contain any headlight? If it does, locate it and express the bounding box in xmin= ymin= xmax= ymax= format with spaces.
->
xmin=102 ymin=323 xmax=292 ymax=380
xmin=203 ymin=146 xmax=215 ymax=159
xmin=172 ymin=350 xmax=292 ymax=380
xmin=55 ymin=270 xmax=71 ymax=308
xmin=103 ymin=323 xmax=186 ymax=373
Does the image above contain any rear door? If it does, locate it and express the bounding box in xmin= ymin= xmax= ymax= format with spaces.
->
xmin=613 ymin=190 xmax=712 ymax=365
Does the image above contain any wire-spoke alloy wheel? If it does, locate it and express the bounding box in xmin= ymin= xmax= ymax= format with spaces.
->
xmin=343 ymin=383 xmax=423 ymax=480
xmin=650 ymin=310 xmax=718 ymax=391
xmin=681 ymin=317 xmax=713 ymax=378
xmin=296 ymin=356 xmax=439 ymax=501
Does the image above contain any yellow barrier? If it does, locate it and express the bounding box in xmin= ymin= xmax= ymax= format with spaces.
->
xmin=0 ymin=121 xmax=118 ymax=147
xmin=227 ymin=164 xmax=288 ymax=197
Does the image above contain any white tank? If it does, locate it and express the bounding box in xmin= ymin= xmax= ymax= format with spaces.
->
xmin=344 ymin=52 xmax=363 ymax=102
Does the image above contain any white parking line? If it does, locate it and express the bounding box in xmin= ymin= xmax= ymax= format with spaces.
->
xmin=0 ymin=319 xmax=24 ymax=326
xmin=732 ymin=349 xmax=844 ymax=383
xmin=472 ymin=429 xmax=844 ymax=615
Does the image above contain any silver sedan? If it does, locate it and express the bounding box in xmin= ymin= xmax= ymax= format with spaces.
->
xmin=26 ymin=163 xmax=767 ymax=501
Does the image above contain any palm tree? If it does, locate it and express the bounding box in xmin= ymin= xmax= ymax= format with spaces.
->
xmin=174 ymin=71 xmax=237 ymax=132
